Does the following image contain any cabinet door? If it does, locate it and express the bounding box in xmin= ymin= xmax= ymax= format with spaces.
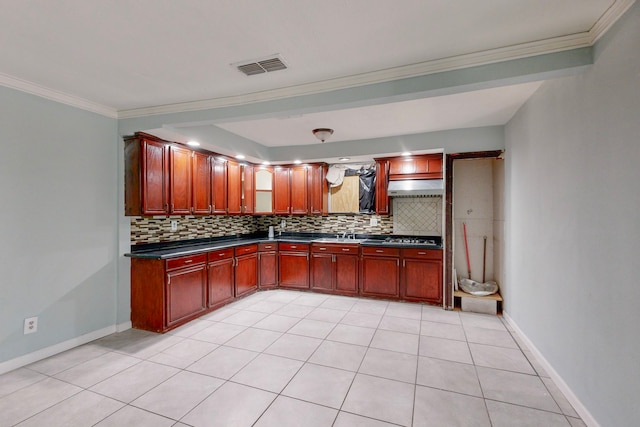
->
xmin=169 ymin=146 xmax=192 ymax=215
xmin=166 ymin=265 xmax=206 ymax=327
xmin=335 ymin=254 xmax=359 ymax=294
xmin=192 ymin=152 xmax=211 ymax=215
xmin=310 ymin=253 xmax=333 ymax=291
xmin=361 ymin=256 xmax=400 ymax=298
xmin=227 ymin=160 xmax=242 ymax=215
xmin=308 ymin=164 xmax=327 ymax=215
xmin=211 ymin=158 xmax=228 ymax=214
xmin=243 ymin=164 xmax=254 ymax=214
xmin=375 ymin=160 xmax=390 ymax=215
xmin=235 ymin=253 xmax=258 ymax=297
xmin=255 ymin=168 xmax=274 ymax=214
xmin=141 ymin=139 xmax=169 ymax=215
xmin=279 ymin=252 xmax=309 ymax=288
xmin=273 ymin=167 xmax=291 ymax=214
xmin=258 ymin=251 xmax=278 ymax=289
xmin=403 ymin=259 xmax=442 ymax=303
xmin=290 ymin=166 xmax=308 ymax=214
xmin=208 ymin=257 xmax=235 ymax=308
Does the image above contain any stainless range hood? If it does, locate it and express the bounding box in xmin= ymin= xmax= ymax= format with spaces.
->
xmin=387 ymin=179 xmax=444 ymax=196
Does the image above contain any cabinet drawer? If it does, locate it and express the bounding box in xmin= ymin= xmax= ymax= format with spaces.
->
xmin=279 ymin=242 xmax=309 ymax=252
xmin=259 ymin=242 xmax=278 ymax=251
xmin=361 ymin=246 xmax=400 ymax=257
xmin=166 ymin=254 xmax=207 ymax=271
xmin=208 ymin=248 xmax=234 ymax=261
xmin=235 ymin=244 xmax=258 ymax=255
xmin=311 ymin=243 xmax=359 ymax=255
xmin=402 ymin=248 xmax=443 ymax=260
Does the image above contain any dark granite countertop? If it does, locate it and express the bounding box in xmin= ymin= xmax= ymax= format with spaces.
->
xmin=126 ymin=232 xmax=442 ymax=259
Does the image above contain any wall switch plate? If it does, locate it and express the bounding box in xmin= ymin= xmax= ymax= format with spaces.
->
xmin=171 ymin=220 xmax=178 ymax=231
xmin=281 ymin=219 xmax=286 ymax=229
xmin=24 ymin=317 xmax=38 ymax=334
xmin=370 ymin=217 xmax=378 ymax=226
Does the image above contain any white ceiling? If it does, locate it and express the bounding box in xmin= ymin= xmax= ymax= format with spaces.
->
xmin=0 ymin=0 xmax=632 ymax=153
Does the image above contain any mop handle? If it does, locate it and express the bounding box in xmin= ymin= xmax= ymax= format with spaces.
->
xmin=463 ymin=222 xmax=471 ymax=279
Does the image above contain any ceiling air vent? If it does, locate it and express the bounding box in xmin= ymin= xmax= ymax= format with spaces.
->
xmin=235 ymin=55 xmax=288 ymax=76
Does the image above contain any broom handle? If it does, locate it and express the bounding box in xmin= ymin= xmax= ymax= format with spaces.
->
xmin=463 ymin=222 xmax=471 ymax=279
xmin=482 ymin=236 xmax=487 ymax=283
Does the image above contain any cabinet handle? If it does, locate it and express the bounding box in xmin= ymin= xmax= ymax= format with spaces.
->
xmin=397 ymin=259 xmax=400 ymax=267
xmin=209 ymin=205 xmax=212 ymax=213
xmin=319 ymin=247 xmax=327 ymax=251
xmin=332 ymin=255 xmax=336 ymax=262
xmin=291 ymin=245 xmax=297 ymax=249
xmin=376 ymin=250 xmax=384 ymax=253
xmin=218 ymin=253 xmax=225 ymax=257
xmin=341 ymin=248 xmax=350 ymax=252
xmin=184 ymin=260 xmax=193 ymax=263
xmin=264 ymin=245 xmax=272 ymax=249
xmin=403 ymin=260 xmax=406 ymax=267
xmin=171 ymin=203 xmax=174 ymax=212
xmin=418 ymin=252 xmax=426 ymax=255
xmin=165 ymin=203 xmax=169 ymax=212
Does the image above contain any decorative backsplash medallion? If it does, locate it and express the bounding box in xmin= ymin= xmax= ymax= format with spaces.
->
xmin=392 ymin=196 xmax=442 ymax=236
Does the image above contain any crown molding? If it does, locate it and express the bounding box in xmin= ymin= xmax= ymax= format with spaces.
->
xmin=118 ymin=32 xmax=595 ymax=119
xmin=0 ymin=72 xmax=118 ymax=118
xmin=588 ymin=0 xmax=635 ymax=43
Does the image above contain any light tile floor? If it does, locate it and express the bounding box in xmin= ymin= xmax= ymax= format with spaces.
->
xmin=0 ymin=290 xmax=586 ymax=427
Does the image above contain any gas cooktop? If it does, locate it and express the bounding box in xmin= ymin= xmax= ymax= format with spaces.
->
xmin=382 ymin=237 xmax=438 ymax=246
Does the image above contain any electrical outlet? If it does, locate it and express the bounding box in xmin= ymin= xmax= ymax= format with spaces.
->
xmin=370 ymin=217 xmax=378 ymax=226
xmin=24 ymin=317 xmax=38 ymax=334
xmin=281 ymin=219 xmax=286 ymax=229
xmin=171 ymin=220 xmax=178 ymax=231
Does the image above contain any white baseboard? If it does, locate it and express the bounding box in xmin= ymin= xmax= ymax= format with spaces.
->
xmin=0 ymin=325 xmax=118 ymax=375
xmin=116 ymin=321 xmax=132 ymax=332
xmin=503 ymin=311 xmax=600 ymax=427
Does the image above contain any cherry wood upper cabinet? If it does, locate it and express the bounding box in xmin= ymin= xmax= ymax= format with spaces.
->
xmin=192 ymin=152 xmax=211 ymax=215
xmin=387 ymin=154 xmax=443 ymax=180
xmin=211 ymin=157 xmax=228 ymax=214
xmin=273 ymin=167 xmax=291 ymax=214
xmin=227 ymin=160 xmax=242 ymax=215
xmin=308 ymin=164 xmax=328 ymax=215
xmin=169 ymin=146 xmax=193 ymax=215
xmin=375 ymin=160 xmax=390 ymax=215
xmin=124 ymin=134 xmax=169 ymax=216
xmin=290 ymin=166 xmax=308 ymax=214
xmin=243 ymin=164 xmax=254 ymax=215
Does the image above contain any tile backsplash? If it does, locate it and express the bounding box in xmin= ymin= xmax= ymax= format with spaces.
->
xmin=130 ymin=197 xmax=442 ymax=245
xmin=392 ymin=196 xmax=443 ymax=236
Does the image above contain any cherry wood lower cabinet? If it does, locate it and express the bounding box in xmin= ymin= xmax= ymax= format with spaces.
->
xmin=310 ymin=243 xmax=359 ymax=295
xmin=279 ymin=243 xmax=310 ymax=289
xmin=207 ymin=248 xmax=235 ymax=309
xmin=258 ymin=242 xmax=278 ymax=289
xmin=360 ymin=246 xmax=401 ymax=298
xmin=401 ymin=248 xmax=443 ymax=304
xmin=131 ymin=254 xmax=207 ymax=333
xmin=235 ymin=244 xmax=258 ymax=297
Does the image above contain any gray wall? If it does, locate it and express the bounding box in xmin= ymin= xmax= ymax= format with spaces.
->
xmin=504 ymin=3 xmax=640 ymax=426
xmin=0 ymin=86 xmax=119 ymax=364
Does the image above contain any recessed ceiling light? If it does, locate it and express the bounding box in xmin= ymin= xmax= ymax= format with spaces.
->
xmin=339 ymin=157 xmax=350 ymax=161
xmin=262 ymin=161 xmax=271 ymax=165
xmin=293 ymin=160 xmax=302 ymax=164
xmin=235 ymin=154 xmax=245 ymax=160
xmin=187 ymin=141 xmax=200 ymax=147
xmin=401 ymin=152 xmax=411 ymax=156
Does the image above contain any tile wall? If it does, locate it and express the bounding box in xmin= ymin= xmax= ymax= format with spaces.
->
xmin=392 ymin=196 xmax=443 ymax=236
xmin=130 ymin=197 xmax=442 ymax=245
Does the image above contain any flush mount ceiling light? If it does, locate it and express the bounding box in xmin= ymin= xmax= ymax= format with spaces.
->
xmin=312 ymin=128 xmax=334 ymax=143
xmin=187 ymin=141 xmax=200 ymax=147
